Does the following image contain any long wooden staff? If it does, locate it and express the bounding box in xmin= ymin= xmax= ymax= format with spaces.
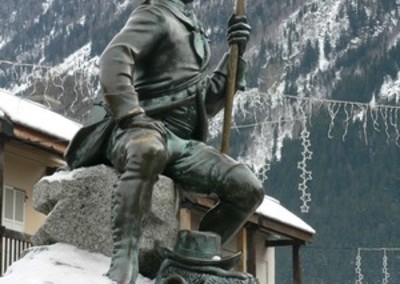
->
xmin=220 ymin=0 xmax=246 ymax=154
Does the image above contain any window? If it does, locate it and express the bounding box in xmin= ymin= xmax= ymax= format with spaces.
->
xmin=2 ymin=186 xmax=25 ymax=232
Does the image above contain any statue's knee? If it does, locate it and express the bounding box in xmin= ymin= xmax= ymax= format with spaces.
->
xmin=126 ymin=138 xmax=167 ymax=164
xmin=124 ymin=138 xmax=168 ymax=177
xmin=225 ymin=165 xmax=264 ymax=210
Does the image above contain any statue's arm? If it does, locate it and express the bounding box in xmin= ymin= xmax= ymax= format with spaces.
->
xmin=204 ymin=15 xmax=251 ymax=117
xmin=99 ymin=7 xmax=166 ymax=120
xmin=204 ymin=54 xmax=248 ymax=117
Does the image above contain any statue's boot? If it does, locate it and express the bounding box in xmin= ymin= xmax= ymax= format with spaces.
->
xmin=198 ymin=164 xmax=264 ymax=245
xmin=106 ymin=179 xmax=154 ymax=284
xmin=105 ymin=129 xmax=169 ymax=283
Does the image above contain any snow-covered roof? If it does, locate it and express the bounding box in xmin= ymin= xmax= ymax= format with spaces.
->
xmin=0 ymin=89 xmax=81 ymax=141
xmin=256 ymin=195 xmax=315 ymax=235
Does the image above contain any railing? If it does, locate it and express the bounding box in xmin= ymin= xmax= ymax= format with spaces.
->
xmin=0 ymin=226 xmax=32 ymax=276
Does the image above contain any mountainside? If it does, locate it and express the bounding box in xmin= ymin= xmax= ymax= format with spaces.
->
xmin=1 ymin=0 xmax=400 ymax=283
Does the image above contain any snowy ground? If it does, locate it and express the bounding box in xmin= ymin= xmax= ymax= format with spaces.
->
xmin=0 ymin=243 xmax=154 ymax=284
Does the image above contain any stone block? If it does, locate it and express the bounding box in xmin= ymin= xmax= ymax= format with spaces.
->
xmin=32 ymin=164 xmax=180 ymax=278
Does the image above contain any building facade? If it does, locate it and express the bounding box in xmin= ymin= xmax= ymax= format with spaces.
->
xmin=0 ymin=90 xmax=80 ymax=274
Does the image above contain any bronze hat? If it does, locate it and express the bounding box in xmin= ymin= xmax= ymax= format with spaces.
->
xmin=158 ymin=230 xmax=241 ymax=270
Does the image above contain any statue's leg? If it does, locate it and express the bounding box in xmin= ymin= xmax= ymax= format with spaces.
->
xmin=196 ymin=163 xmax=264 ymax=244
xmin=165 ymin=138 xmax=264 ymax=245
xmin=106 ymin=129 xmax=168 ymax=284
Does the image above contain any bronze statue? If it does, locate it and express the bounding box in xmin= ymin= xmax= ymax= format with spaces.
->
xmin=65 ymin=0 xmax=264 ymax=283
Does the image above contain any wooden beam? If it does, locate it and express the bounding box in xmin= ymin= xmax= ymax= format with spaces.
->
xmin=258 ymin=218 xmax=314 ymax=243
xmin=293 ymin=245 xmax=302 ymax=284
xmin=237 ymin=228 xmax=247 ymax=272
xmin=179 ymin=208 xmax=192 ymax=230
xmin=246 ymin=224 xmax=257 ymax=276
xmin=13 ymin=124 xmax=68 ymax=155
xmin=0 ymin=138 xmax=4 ymax=225
xmin=266 ymin=239 xmax=305 ymax=247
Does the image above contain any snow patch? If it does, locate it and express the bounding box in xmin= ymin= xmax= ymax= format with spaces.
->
xmin=319 ymin=37 xmax=329 ymax=71
xmin=0 ymin=36 xmax=11 ymax=49
xmin=378 ymin=73 xmax=400 ymax=104
xmin=256 ymin=196 xmax=315 ymax=234
xmin=78 ymin=15 xmax=86 ymax=26
xmin=0 ymin=243 xmax=154 ymax=284
xmin=42 ymin=0 xmax=55 ymax=14
xmin=41 ymin=169 xmax=78 ymax=182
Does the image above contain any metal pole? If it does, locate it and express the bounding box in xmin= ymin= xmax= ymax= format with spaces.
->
xmin=220 ymin=0 xmax=246 ymax=154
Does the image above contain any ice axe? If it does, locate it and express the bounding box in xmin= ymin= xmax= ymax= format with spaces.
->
xmin=220 ymin=0 xmax=246 ymax=154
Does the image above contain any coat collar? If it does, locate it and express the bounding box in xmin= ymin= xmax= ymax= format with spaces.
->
xmin=152 ymin=0 xmax=197 ymax=30
xmin=151 ymin=0 xmax=210 ymax=70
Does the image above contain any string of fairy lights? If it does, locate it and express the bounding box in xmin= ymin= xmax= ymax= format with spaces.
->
xmin=227 ymin=89 xmax=400 ymax=214
xmin=298 ymin=245 xmax=400 ymax=283
xmin=354 ymin=248 xmax=400 ymax=284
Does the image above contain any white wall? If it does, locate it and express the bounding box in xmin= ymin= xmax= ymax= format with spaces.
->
xmin=255 ymin=232 xmax=275 ymax=284
xmin=4 ymin=143 xmax=64 ymax=235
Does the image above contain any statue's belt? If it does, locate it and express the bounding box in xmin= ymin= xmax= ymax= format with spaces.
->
xmin=137 ymin=72 xmax=206 ymax=99
xmin=139 ymin=77 xmax=207 ymax=115
xmin=140 ymin=90 xmax=197 ymax=115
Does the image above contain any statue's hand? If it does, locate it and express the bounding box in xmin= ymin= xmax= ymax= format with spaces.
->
xmin=119 ymin=113 xmax=167 ymax=137
xmin=227 ymin=14 xmax=251 ymax=56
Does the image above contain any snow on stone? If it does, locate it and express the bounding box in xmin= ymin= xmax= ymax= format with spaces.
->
xmin=256 ymin=196 xmax=315 ymax=234
xmin=41 ymin=168 xmax=81 ymax=182
xmin=40 ymin=166 xmax=113 ymax=182
xmin=0 ymin=89 xmax=81 ymax=141
xmin=0 ymin=243 xmax=154 ymax=284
